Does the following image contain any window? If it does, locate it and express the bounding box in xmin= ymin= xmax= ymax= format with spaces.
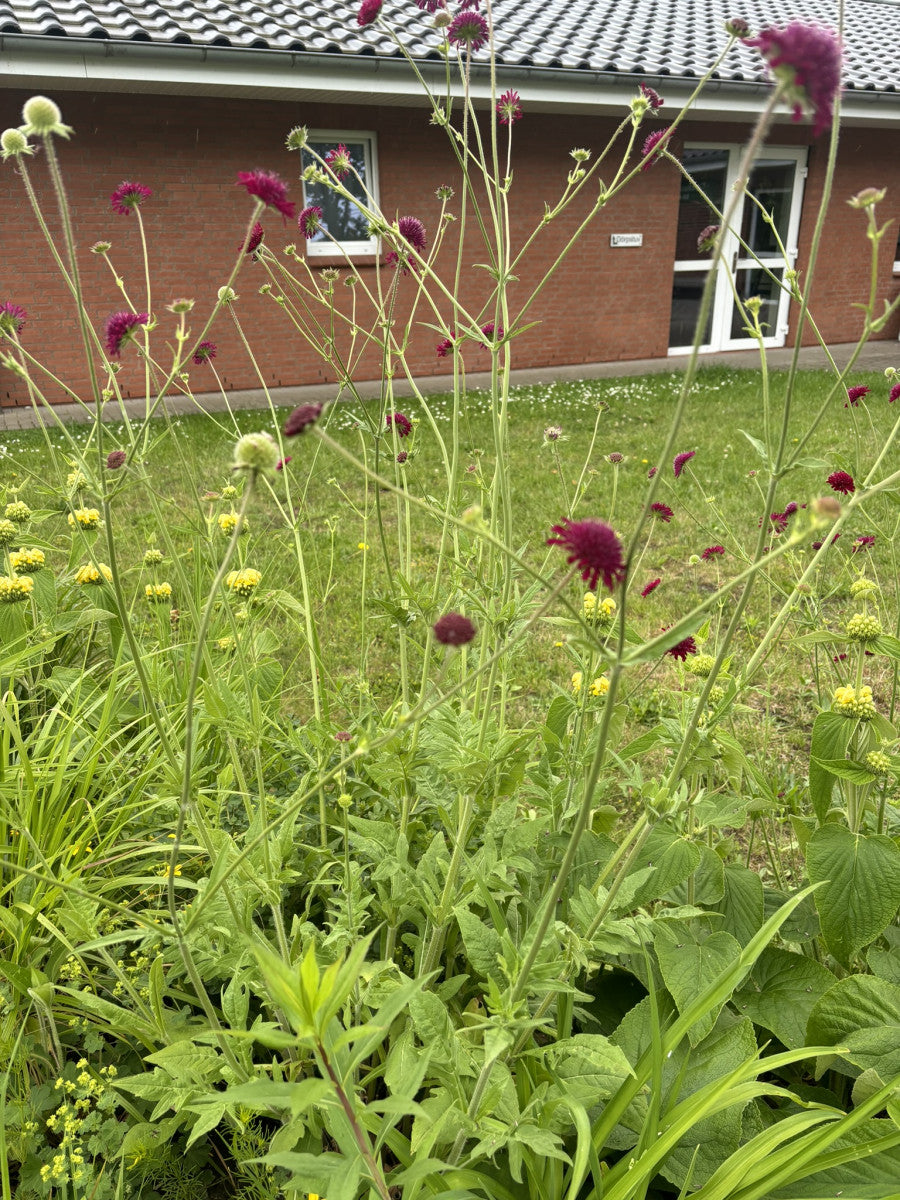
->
xmin=300 ymin=132 xmax=379 ymax=258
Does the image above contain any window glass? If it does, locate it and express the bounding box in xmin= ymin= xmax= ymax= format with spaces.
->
xmin=301 ymin=135 xmax=378 ymax=256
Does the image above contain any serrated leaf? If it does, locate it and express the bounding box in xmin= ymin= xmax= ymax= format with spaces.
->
xmin=806 ymin=826 xmax=900 ymax=966
xmin=811 ymin=756 xmax=876 ymax=785
xmin=655 ymin=926 xmax=742 ymax=1045
xmin=809 ymin=711 xmax=855 ymax=822
xmin=710 ymin=864 xmax=764 ymax=948
xmin=807 ymin=975 xmax=900 ymax=1077
xmin=735 ymin=947 xmax=835 ymax=1048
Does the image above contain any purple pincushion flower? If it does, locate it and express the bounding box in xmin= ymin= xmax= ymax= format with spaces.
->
xmin=651 ymin=502 xmax=674 ymax=523
xmin=105 ymin=311 xmax=148 ymax=357
xmin=386 ymin=412 xmax=413 ymax=438
xmin=547 ymin=518 xmax=626 ymax=592
xmin=497 ymin=90 xmax=523 ymax=125
xmin=298 ymin=205 xmax=324 ymax=239
xmin=745 ymin=22 xmax=842 ymax=136
xmin=324 ymin=144 xmax=352 ymax=179
xmin=357 ymin=0 xmax=382 ymax=24
xmin=398 ymin=216 xmax=427 ymax=252
xmin=641 ymin=578 xmax=661 ymax=597
xmin=639 ymin=83 xmax=664 ymax=109
xmin=701 ymin=545 xmax=725 ymax=560
xmin=827 ymin=470 xmax=855 ymax=496
xmin=890 ymin=383 xmax=900 ymax=403
xmin=641 ymin=128 xmax=672 ymax=169
xmin=236 ymin=170 xmax=296 ymax=222
xmin=673 ymin=450 xmax=695 ymax=478
xmin=243 ymin=222 xmax=264 ymax=255
xmin=434 ymin=612 xmax=476 ymax=646
xmin=193 ymin=340 xmax=217 ymax=365
xmin=666 ymin=634 xmax=698 ymax=661
xmin=448 ymin=10 xmax=489 ymax=51
xmin=0 ymin=302 xmax=27 ymax=336
xmin=284 ymin=403 xmax=323 ymax=436
xmin=110 ymin=181 xmax=152 ymax=216
xmin=846 ymin=385 xmax=871 ymax=407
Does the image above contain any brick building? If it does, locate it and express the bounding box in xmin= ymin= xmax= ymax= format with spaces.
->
xmin=0 ymin=0 xmax=898 ymax=408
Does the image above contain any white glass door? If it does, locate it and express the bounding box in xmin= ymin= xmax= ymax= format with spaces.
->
xmin=668 ymin=145 xmax=807 ymax=354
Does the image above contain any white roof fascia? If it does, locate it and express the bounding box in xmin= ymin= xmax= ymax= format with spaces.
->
xmin=0 ymin=36 xmax=897 ymax=127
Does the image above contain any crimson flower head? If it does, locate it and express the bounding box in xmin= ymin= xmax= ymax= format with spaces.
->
xmin=415 ymin=0 xmax=444 ymax=9
xmin=547 ymin=518 xmax=626 ymax=592
xmin=701 ymin=545 xmax=725 ymax=560
xmin=673 ymin=450 xmax=695 ymax=478
xmin=236 ymin=170 xmax=295 ymax=222
xmin=398 ymin=215 xmax=427 ymax=253
xmin=434 ymin=612 xmax=476 ymax=646
xmin=110 ymin=181 xmax=152 ymax=216
xmin=852 ymin=535 xmax=875 ymax=553
xmin=827 ymin=470 xmax=855 ymax=496
xmin=651 ymin=502 xmax=674 ymax=523
xmin=324 ymin=144 xmax=352 ymax=179
xmin=242 ymin=222 xmax=264 ymax=255
xmin=639 ymin=83 xmax=664 ymax=109
xmin=299 ymin=205 xmax=324 ymax=239
xmin=335 ymin=730 xmax=353 ymax=742
xmin=193 ymin=340 xmax=217 ymax=365
xmin=284 ymin=403 xmax=323 ymax=436
xmin=647 ymin=466 xmax=658 ymax=478
xmin=890 ymin=383 xmax=900 ymax=403
xmin=641 ymin=578 xmax=661 ymax=597
xmin=846 ymin=384 xmax=871 ymax=407
xmin=666 ymin=633 xmax=698 ymax=661
xmin=641 ymin=128 xmax=671 ymax=169
xmin=436 ymin=334 xmax=455 ymax=358
xmin=697 ymin=224 xmax=720 ymax=254
xmin=745 ymin=22 xmax=842 ymax=136
xmin=479 ymin=322 xmax=503 ymax=348
xmin=358 ymin=0 xmax=382 ymax=24
xmin=386 ymin=411 xmax=412 ymax=438
xmin=0 ymin=302 xmax=27 ymax=336
xmin=497 ymin=90 xmax=523 ymax=125
xmin=106 ymin=450 xmax=127 ymax=470
xmin=276 ymin=456 xmax=292 ymax=471
xmin=105 ymin=311 xmax=148 ymax=357
xmin=448 ymin=10 xmax=489 ymax=51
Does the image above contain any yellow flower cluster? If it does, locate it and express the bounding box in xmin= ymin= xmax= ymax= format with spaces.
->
xmin=74 ymin=562 xmax=112 ymax=585
xmin=9 ymin=546 xmax=45 ymax=573
xmin=218 ymin=512 xmax=247 ymax=536
xmin=226 ymin=567 xmax=262 ymax=597
xmin=143 ymin=547 xmax=163 ymax=566
xmin=145 ymin=582 xmax=173 ymax=603
xmin=66 ymin=470 xmax=86 ymax=490
xmin=0 ymin=573 xmax=33 ymax=603
xmin=833 ymin=684 xmax=877 ymax=719
xmin=866 ymin=750 xmax=892 ymax=776
xmin=583 ymin=593 xmax=616 ymax=623
xmin=5 ymin=500 xmax=31 ymax=522
xmin=0 ymin=518 xmax=18 ymax=545
xmin=850 ymin=577 xmax=879 ymax=599
xmin=68 ymin=507 xmax=101 ymax=530
xmin=845 ymin=612 xmax=882 ymax=642
xmin=572 ymin=671 xmax=610 ymax=697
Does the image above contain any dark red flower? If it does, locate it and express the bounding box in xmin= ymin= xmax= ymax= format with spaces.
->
xmin=745 ymin=22 xmax=842 ymax=136
xmin=298 ymin=205 xmax=324 ymax=239
xmin=357 ymin=0 xmax=382 ymax=24
xmin=397 ymin=216 xmax=427 ymax=253
xmin=105 ymin=311 xmax=148 ymax=357
xmin=547 ymin=519 xmax=626 ymax=592
xmin=845 ymin=384 xmax=871 ymax=407
xmin=647 ymin=466 xmax=658 ymax=478
xmin=396 ymin=451 xmax=408 ymax=464
xmin=415 ymin=0 xmax=443 ymax=9
xmin=386 ymin=411 xmax=412 ymax=438
xmin=276 ymin=456 xmax=292 ymax=471
xmin=434 ymin=612 xmax=476 ymax=645
xmin=890 ymin=383 xmax=900 ymax=403
xmin=110 ymin=180 xmax=152 ymax=216
xmin=641 ymin=128 xmax=672 ymax=169
xmin=479 ymin=322 xmax=503 ymax=348
xmin=827 ymin=470 xmax=855 ymax=496
xmin=284 ymin=403 xmax=323 ymax=436
xmin=673 ymin=450 xmax=695 ymax=478
xmin=193 ymin=340 xmax=217 ymax=365
xmin=448 ymin=10 xmax=489 ymax=50
xmin=697 ymin=224 xmax=720 ymax=254
xmin=0 ymin=302 xmax=27 ymax=335
xmin=335 ymin=730 xmax=353 ymax=742
xmin=641 ymin=578 xmax=661 ymax=597
xmin=242 ymin=222 xmax=264 ymax=255
xmin=639 ymin=83 xmax=664 ymax=109
xmin=436 ymin=334 xmax=456 ymax=358
xmin=852 ymin=535 xmax=875 ymax=552
xmin=497 ymin=90 xmax=523 ymax=125
xmin=833 ymin=653 xmax=848 ymax=662
xmin=106 ymin=450 xmax=127 ymax=470
xmin=667 ymin=634 xmax=698 ymax=661
xmin=701 ymin=545 xmax=725 ymax=559
xmin=324 ymin=144 xmax=352 ymax=179
xmin=236 ymin=170 xmax=295 ymax=222
xmin=770 ymin=510 xmax=789 ymax=532
xmin=651 ymin=502 xmax=674 ymax=523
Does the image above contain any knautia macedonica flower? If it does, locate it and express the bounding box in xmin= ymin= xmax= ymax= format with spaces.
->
xmin=5 ymin=501 xmax=31 ymax=523
xmin=0 ymin=574 xmax=33 ymax=603
xmin=890 ymin=383 xmax=900 ymax=404
xmin=335 ymin=730 xmax=353 ymax=742
xmin=284 ymin=403 xmax=323 ymax=436
xmin=725 ymin=16 xmax=750 ymax=37
xmin=845 ymin=385 xmax=870 ymax=407
xmin=276 ymin=456 xmax=292 ymax=470
xmin=666 ymin=634 xmax=698 ymax=661
xmin=145 ymin=582 xmax=173 ymax=603
xmin=827 ymin=469 xmax=854 ymax=495
xmin=833 ymin=683 xmax=876 ymax=719
xmin=639 ymin=83 xmax=664 ymax=109
xmin=193 ymin=341 xmax=217 ymax=365
xmin=236 ymin=170 xmax=295 ymax=221
xmin=673 ymin=450 xmax=695 ymax=478
xmin=701 ymin=545 xmax=725 ymax=559
xmin=433 ymin=611 xmax=476 ymax=646
xmin=641 ymin=128 xmax=671 ymax=169
xmin=497 ymin=90 xmax=523 ymax=124
xmin=647 ymin=465 xmax=658 ymax=478
xmin=9 ymin=548 xmax=44 ymax=573
xmin=0 ymin=302 xmax=27 ymax=336
xmin=74 ymin=563 xmax=113 ymax=585
xmin=745 ymin=22 xmax=842 ymax=136
xmin=641 ymin=578 xmax=661 ymax=597
xmin=651 ymin=502 xmax=674 ymax=523
xmin=226 ymin=568 xmax=262 ymax=597
xmin=547 ymin=519 xmax=626 ymax=592
xmin=852 ymin=535 xmax=875 ymax=553
xmin=396 ymin=451 xmax=408 ymax=464
xmin=448 ymin=10 xmax=489 ymax=50
xmin=105 ymin=311 xmax=148 ymax=357
xmin=415 ymin=0 xmax=444 ymax=10
xmin=544 ymin=425 xmax=563 ymax=442
xmin=607 ymin=452 xmax=624 ymax=464
xmin=110 ymin=181 xmax=152 ymax=216
xmin=243 ymin=222 xmax=264 ymax=255
xmin=697 ymin=225 xmax=720 ymax=254
xmin=386 ymin=411 xmax=413 ymax=438
xmin=436 ymin=334 xmax=455 ymax=358
xmin=68 ymin=508 xmax=101 ymax=530
xmin=106 ymin=450 xmax=127 ymax=470
xmin=479 ymin=322 xmax=503 ymax=348
xmin=357 ymin=0 xmax=382 ymax=25
xmin=0 ymin=519 xmax=17 ymax=546
xmin=233 ymin=432 xmax=279 ymax=474
xmin=298 ymin=205 xmax=324 ymax=239
xmin=397 ymin=216 xmax=427 ymax=253
xmin=324 ymin=144 xmax=352 ymax=179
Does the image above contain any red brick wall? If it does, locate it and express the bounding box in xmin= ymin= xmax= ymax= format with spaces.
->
xmin=0 ymin=88 xmax=897 ymax=407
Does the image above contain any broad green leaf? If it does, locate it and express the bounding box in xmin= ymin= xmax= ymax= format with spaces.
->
xmin=710 ymin=863 xmax=764 ymax=947
xmin=811 ymin=756 xmax=876 ymax=785
xmin=807 ymin=974 xmax=900 ymax=1078
xmin=872 ymin=634 xmax=900 ymax=661
xmin=808 ymin=711 xmax=855 ymax=822
xmin=734 ymin=947 xmax=835 ymax=1049
xmin=543 ymin=1034 xmax=633 ymax=1111
xmin=627 ymin=823 xmax=702 ymax=908
xmin=806 ymin=826 xmax=900 ymax=966
xmin=655 ymin=926 xmax=741 ymax=1046
xmin=667 ymin=843 xmax=725 ymax=906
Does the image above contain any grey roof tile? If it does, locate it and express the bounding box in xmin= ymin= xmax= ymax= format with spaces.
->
xmin=0 ymin=0 xmax=896 ymax=93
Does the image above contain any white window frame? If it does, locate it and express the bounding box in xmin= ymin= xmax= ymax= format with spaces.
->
xmin=301 ymin=130 xmax=380 ymax=259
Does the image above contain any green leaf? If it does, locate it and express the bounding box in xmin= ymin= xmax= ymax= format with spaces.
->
xmin=872 ymin=634 xmax=900 ymax=661
xmin=709 ymin=863 xmax=764 ymax=947
xmin=454 ymin=906 xmax=502 ymax=981
xmin=738 ymin=429 xmax=769 ymax=463
xmin=809 ymin=711 xmax=856 ymax=821
xmin=655 ymin=926 xmax=742 ymax=1046
xmin=807 ymin=975 xmax=900 ymax=1078
xmin=543 ymin=1034 xmax=634 ymax=1111
xmin=811 ymin=756 xmax=876 ymax=785
xmin=627 ymin=824 xmax=702 ymax=908
xmin=806 ymin=826 xmax=900 ymax=966
xmin=735 ymin=947 xmax=836 ymax=1048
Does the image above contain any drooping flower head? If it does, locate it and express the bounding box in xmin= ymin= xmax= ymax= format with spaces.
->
xmin=497 ymin=90 xmax=523 ymax=125
xmin=547 ymin=518 xmax=626 ymax=592
xmin=479 ymin=322 xmax=503 ymax=349
xmin=827 ymin=470 xmax=855 ymax=496
xmin=357 ymin=0 xmax=382 ymax=25
xmin=386 ymin=411 xmax=413 ymax=438
xmin=448 ymin=10 xmax=489 ymax=51
xmin=284 ymin=403 xmax=323 ymax=436
xmin=701 ymin=545 xmax=725 ymax=560
xmin=298 ymin=205 xmax=324 ymax=239
xmin=236 ymin=170 xmax=296 ymax=221
xmin=852 ymin=535 xmax=875 ymax=553
xmin=697 ymin=224 xmax=720 ymax=254
xmin=641 ymin=127 xmax=672 ymax=169
xmin=890 ymin=383 xmax=900 ymax=403
xmin=673 ymin=450 xmax=695 ymax=478
xmin=639 ymin=83 xmax=664 ymax=109
xmin=242 ymin=222 xmax=264 ymax=255
xmin=666 ymin=634 xmax=698 ymax=661
xmin=0 ymin=303 xmax=27 ymax=336
xmin=745 ymin=22 xmax=842 ymax=136
xmin=324 ymin=144 xmax=352 ymax=179
xmin=193 ymin=340 xmax=217 ymax=365
xmin=110 ymin=181 xmax=152 ymax=216
xmin=641 ymin=578 xmax=661 ymax=597
xmin=415 ymin=0 xmax=445 ymax=10
xmin=651 ymin=502 xmax=674 ymax=523
xmin=846 ymin=384 xmax=871 ymax=407
xmin=397 ymin=215 xmax=427 ymax=253
xmin=105 ymin=311 xmax=148 ymax=357
xmin=436 ymin=334 xmax=455 ymax=358
xmin=433 ymin=612 xmax=476 ymax=646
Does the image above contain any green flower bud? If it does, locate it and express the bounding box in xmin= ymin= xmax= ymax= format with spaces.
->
xmin=0 ymin=128 xmax=32 ymax=159
xmin=20 ymin=96 xmax=73 ymax=139
xmin=233 ymin=432 xmax=279 ymax=474
xmin=846 ymin=612 xmax=882 ymax=642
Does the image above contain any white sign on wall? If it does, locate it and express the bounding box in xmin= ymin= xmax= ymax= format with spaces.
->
xmin=610 ymin=233 xmax=643 ymax=247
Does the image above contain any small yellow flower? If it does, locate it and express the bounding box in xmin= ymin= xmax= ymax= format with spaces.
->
xmin=583 ymin=592 xmax=596 ymax=619
xmin=589 ymin=676 xmax=610 ymax=696
xmin=145 ymin=582 xmax=173 ymax=603
xmin=571 ymin=671 xmax=583 ymax=694
xmin=833 ymin=684 xmax=877 ymax=719
xmin=74 ymin=563 xmax=112 ymax=585
xmin=218 ymin=512 xmax=239 ymax=536
xmin=846 ymin=612 xmax=882 ymax=642
xmin=68 ymin=507 xmax=101 ymax=530
xmin=216 ymin=635 xmax=236 ymax=652
xmin=225 ymin=568 xmax=262 ymax=597
xmin=222 ymin=485 xmax=238 ymax=500
xmin=0 ymin=573 xmax=33 ymax=603
xmin=0 ymin=519 xmax=17 ymax=546
xmin=9 ymin=547 xmax=45 ymax=573
xmin=357 ymin=541 xmax=369 ymax=551
xmin=66 ymin=470 xmax=87 ymax=490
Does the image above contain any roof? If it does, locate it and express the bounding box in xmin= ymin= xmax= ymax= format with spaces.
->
xmin=0 ymin=0 xmax=898 ymax=119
